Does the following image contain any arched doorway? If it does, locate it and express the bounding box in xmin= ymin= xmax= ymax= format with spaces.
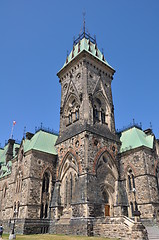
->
xmin=95 ymin=151 xmax=118 ymax=217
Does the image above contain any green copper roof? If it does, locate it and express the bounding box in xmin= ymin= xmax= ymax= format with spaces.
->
xmin=0 ymin=143 xmax=20 ymax=165
xmin=120 ymin=127 xmax=154 ymax=153
xmin=60 ymin=35 xmax=114 ymax=72
xmin=23 ymin=130 xmax=58 ymax=155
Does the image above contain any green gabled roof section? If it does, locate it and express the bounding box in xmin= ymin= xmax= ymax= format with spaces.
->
xmin=23 ymin=130 xmax=58 ymax=155
xmin=60 ymin=32 xmax=114 ymax=72
xmin=0 ymin=145 xmax=8 ymax=165
xmin=0 ymin=143 xmax=20 ymax=165
xmin=120 ymin=127 xmax=154 ymax=153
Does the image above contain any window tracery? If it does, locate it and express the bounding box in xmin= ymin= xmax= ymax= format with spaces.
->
xmin=59 ymin=153 xmax=78 ymax=208
xmin=40 ymin=171 xmax=52 ymax=219
xmin=15 ymin=169 xmax=23 ymax=193
xmin=64 ymin=95 xmax=80 ymax=126
xmin=93 ymin=95 xmax=107 ymax=125
xmin=127 ymin=169 xmax=135 ymax=191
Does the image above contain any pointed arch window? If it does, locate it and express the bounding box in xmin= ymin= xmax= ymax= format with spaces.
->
xmin=40 ymin=171 xmax=52 ymax=219
xmin=16 ymin=170 xmax=23 ymax=193
xmin=93 ymin=96 xmax=106 ymax=124
xmin=65 ymin=96 xmax=80 ymax=126
xmin=127 ymin=169 xmax=135 ymax=192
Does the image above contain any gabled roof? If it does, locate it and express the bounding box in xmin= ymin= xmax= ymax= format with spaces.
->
xmin=23 ymin=130 xmax=58 ymax=155
xmin=59 ymin=32 xmax=114 ymax=73
xmin=120 ymin=127 xmax=154 ymax=153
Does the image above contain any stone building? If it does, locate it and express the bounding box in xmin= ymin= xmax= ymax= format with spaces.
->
xmin=0 ymin=28 xmax=159 ymax=239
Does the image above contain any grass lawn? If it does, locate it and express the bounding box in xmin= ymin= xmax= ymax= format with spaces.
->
xmin=2 ymin=234 xmax=118 ymax=240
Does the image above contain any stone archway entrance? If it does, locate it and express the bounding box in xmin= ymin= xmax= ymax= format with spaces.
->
xmin=95 ymin=150 xmax=118 ymax=217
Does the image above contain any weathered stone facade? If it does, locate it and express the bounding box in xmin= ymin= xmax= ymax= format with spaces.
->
xmin=0 ymin=30 xmax=158 ymax=239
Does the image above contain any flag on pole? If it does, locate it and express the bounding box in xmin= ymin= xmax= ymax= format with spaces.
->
xmin=10 ymin=120 xmax=16 ymax=139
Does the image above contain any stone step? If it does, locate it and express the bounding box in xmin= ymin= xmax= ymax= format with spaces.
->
xmin=145 ymin=226 xmax=159 ymax=240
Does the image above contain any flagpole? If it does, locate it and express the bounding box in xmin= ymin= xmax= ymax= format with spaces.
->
xmin=10 ymin=121 xmax=16 ymax=139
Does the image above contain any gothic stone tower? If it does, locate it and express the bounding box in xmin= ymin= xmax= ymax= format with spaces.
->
xmin=51 ymin=30 xmax=121 ymax=232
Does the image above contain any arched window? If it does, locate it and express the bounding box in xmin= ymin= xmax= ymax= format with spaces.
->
xmin=40 ymin=171 xmax=51 ymax=219
xmin=93 ymin=96 xmax=106 ymax=124
xmin=16 ymin=170 xmax=23 ymax=193
xmin=127 ymin=169 xmax=135 ymax=191
xmin=65 ymin=96 xmax=80 ymax=126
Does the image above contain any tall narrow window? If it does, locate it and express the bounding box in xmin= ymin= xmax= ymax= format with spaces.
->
xmin=40 ymin=203 xmax=44 ymax=219
xmin=45 ymin=203 xmax=48 ymax=218
xmin=130 ymin=202 xmax=134 ymax=216
xmin=69 ymin=113 xmax=72 ymax=124
xmin=135 ymin=201 xmax=138 ymax=211
xmin=42 ymin=178 xmax=45 ymax=193
xmin=46 ymin=174 xmax=49 ymax=193
xmin=132 ymin=174 xmax=135 ymax=189
xmin=156 ymin=168 xmax=159 ymax=189
xmin=65 ymin=177 xmax=68 ymax=206
xmin=17 ymin=202 xmax=20 ymax=217
xmin=70 ymin=174 xmax=72 ymax=203
xmin=75 ymin=109 xmax=79 ymax=120
xmin=128 ymin=175 xmax=132 ymax=190
xmin=101 ymin=109 xmax=105 ymax=124
xmin=93 ymin=106 xmax=99 ymax=123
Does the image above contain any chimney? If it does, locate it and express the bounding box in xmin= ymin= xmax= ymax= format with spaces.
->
xmin=6 ymin=139 xmax=15 ymax=163
xmin=15 ymin=147 xmax=19 ymax=156
xmin=26 ymin=132 xmax=34 ymax=140
xmin=144 ymin=128 xmax=152 ymax=136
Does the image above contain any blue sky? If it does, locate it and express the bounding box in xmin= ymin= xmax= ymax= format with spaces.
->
xmin=0 ymin=0 xmax=159 ymax=146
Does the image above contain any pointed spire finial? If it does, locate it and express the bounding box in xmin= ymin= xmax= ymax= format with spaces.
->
xmin=23 ymin=126 xmax=26 ymax=138
xmin=83 ymin=11 xmax=86 ymax=36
